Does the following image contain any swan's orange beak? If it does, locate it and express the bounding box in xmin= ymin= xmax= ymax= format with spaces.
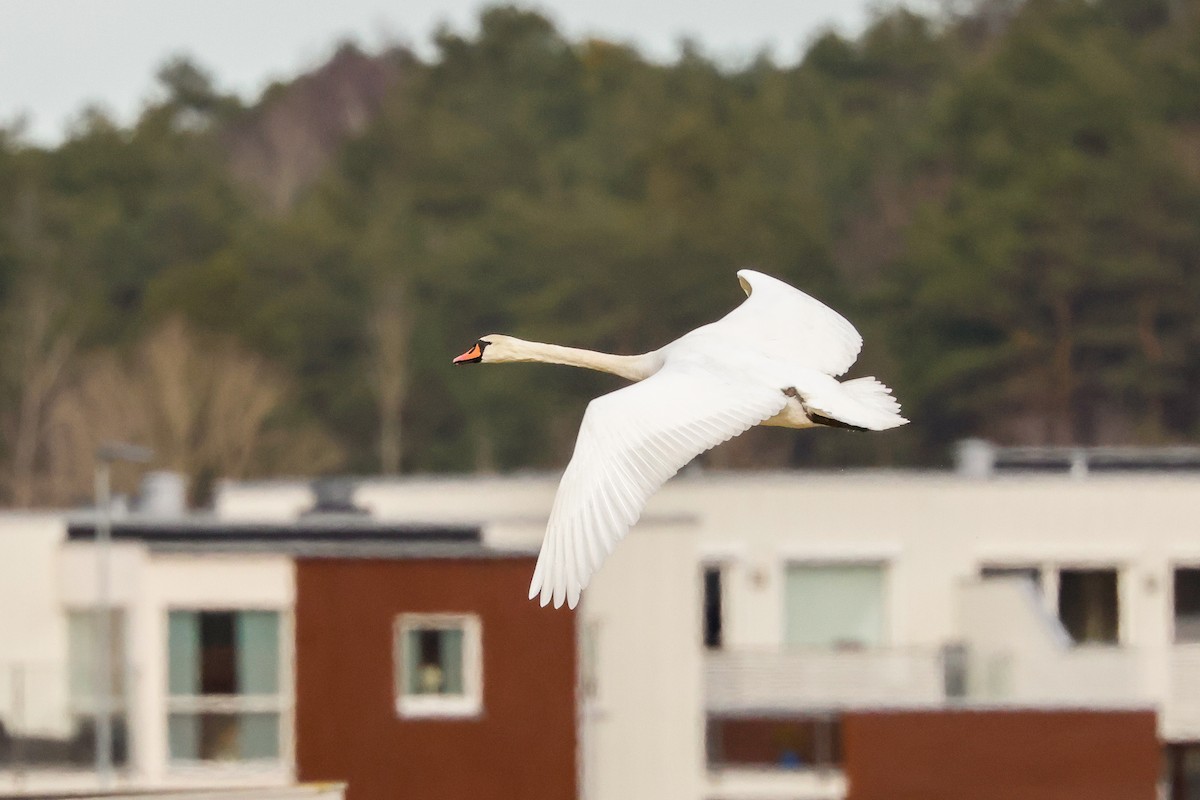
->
xmin=453 ymin=343 xmax=483 ymax=365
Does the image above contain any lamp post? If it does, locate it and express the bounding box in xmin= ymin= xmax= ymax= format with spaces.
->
xmin=94 ymin=442 xmax=152 ymax=787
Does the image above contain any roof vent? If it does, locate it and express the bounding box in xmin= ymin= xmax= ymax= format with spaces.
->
xmin=305 ymin=477 xmax=367 ymax=516
xmin=137 ymin=471 xmax=187 ymax=516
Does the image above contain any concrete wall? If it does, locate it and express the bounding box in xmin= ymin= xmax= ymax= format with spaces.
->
xmin=579 ymin=520 xmax=703 ymax=800
xmin=0 ymin=514 xmax=70 ymax=737
xmin=958 ymin=577 xmax=1143 ymax=704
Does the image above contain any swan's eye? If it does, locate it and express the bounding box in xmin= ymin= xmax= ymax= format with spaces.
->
xmin=452 ymin=340 xmax=488 ymax=365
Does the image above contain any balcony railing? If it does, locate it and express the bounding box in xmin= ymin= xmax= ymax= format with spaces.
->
xmin=706 ymin=642 xmax=1149 ymax=715
xmin=1167 ymin=645 xmax=1200 ymax=739
xmin=707 ymin=647 xmax=947 ymax=713
xmin=0 ymin=662 xmax=134 ymax=776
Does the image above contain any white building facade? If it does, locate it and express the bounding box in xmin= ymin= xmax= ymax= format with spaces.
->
xmin=221 ymin=465 xmax=1200 ymax=798
xmin=0 ymin=458 xmax=1195 ymax=798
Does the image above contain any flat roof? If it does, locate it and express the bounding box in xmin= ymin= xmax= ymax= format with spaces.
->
xmin=66 ymin=514 xmax=483 ymax=555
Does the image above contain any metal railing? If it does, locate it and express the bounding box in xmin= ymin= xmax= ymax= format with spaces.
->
xmin=705 ymin=643 xmax=1150 ymax=714
xmin=0 ymin=662 xmax=134 ymax=775
xmin=706 ymin=647 xmax=948 ymax=713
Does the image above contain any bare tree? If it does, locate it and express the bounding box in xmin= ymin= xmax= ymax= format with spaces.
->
xmin=369 ymin=276 xmax=412 ymax=474
xmin=2 ymin=279 xmax=79 ymax=506
xmin=42 ymin=318 xmax=342 ymax=505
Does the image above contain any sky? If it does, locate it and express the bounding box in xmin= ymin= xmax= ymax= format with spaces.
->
xmin=0 ymin=0 xmax=915 ymax=145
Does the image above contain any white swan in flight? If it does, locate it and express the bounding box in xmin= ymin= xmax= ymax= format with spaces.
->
xmin=453 ymin=269 xmax=907 ymax=609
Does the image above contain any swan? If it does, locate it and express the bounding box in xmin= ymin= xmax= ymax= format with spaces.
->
xmin=453 ymin=269 xmax=907 ymax=609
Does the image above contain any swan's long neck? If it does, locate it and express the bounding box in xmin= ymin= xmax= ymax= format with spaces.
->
xmin=500 ymin=338 xmax=659 ymax=382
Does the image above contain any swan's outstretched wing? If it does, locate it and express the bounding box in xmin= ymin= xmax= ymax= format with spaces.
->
xmin=529 ymin=362 xmax=787 ymax=609
xmin=719 ymin=269 xmax=863 ymax=376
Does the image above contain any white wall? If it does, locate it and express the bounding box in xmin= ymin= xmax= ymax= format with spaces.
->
xmin=580 ymin=519 xmax=704 ymax=800
xmin=212 ymin=481 xmax=315 ymax=521
xmin=0 ymin=514 xmax=69 ymax=657
xmin=958 ymin=577 xmax=1144 ymax=705
xmin=0 ymin=514 xmax=70 ymax=737
xmin=641 ymin=473 xmax=1195 ymax=656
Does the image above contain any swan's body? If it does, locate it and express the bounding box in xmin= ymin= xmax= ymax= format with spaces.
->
xmin=453 ymin=269 xmax=907 ymax=609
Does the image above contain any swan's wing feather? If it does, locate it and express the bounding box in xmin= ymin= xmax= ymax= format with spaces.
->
xmin=529 ymin=363 xmax=786 ymax=609
xmin=718 ymin=269 xmax=863 ymax=377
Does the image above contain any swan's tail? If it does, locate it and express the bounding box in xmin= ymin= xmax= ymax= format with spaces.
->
xmin=812 ymin=377 xmax=908 ymax=431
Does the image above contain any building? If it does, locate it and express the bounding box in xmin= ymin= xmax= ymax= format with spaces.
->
xmin=0 ymin=483 xmax=575 ymax=800
xmin=0 ymin=446 xmax=1198 ymax=798
xmin=294 ymin=556 xmax=576 ymax=799
xmin=218 ymin=453 xmax=1198 ymax=799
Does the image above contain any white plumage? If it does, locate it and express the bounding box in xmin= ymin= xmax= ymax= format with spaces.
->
xmin=453 ymin=269 xmax=908 ymax=609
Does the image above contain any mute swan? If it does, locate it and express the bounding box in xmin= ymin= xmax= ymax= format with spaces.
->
xmin=453 ymin=269 xmax=907 ymax=609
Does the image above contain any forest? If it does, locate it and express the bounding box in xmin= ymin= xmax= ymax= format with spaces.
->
xmin=2 ymin=0 xmax=1200 ymax=505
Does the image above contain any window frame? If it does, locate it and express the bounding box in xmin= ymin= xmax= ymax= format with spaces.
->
xmin=1173 ymin=565 xmax=1200 ymax=645
xmin=164 ymin=607 xmax=290 ymax=767
xmin=394 ymin=613 xmax=483 ymax=719
xmin=1056 ymin=566 xmax=1121 ymax=646
xmin=782 ymin=559 xmax=890 ymax=649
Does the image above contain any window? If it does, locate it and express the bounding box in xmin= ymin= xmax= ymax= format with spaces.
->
xmin=707 ymin=714 xmax=841 ymax=770
xmin=1175 ymin=568 xmax=1200 ymax=644
xmin=703 ymin=566 xmax=724 ymax=650
xmin=63 ymin=609 xmax=129 ymax=765
xmin=394 ymin=614 xmax=482 ymax=718
xmin=1165 ymin=743 xmax=1200 ymax=800
xmin=785 ymin=563 xmax=886 ymax=648
xmin=167 ymin=610 xmax=284 ymax=763
xmin=1058 ymin=569 xmax=1119 ymax=645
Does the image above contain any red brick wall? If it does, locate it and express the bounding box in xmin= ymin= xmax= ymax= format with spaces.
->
xmin=295 ymin=557 xmax=577 ymax=800
xmin=843 ymin=709 xmax=1158 ymax=800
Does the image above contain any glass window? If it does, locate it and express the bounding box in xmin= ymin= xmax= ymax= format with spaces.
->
xmin=168 ymin=712 xmax=281 ymax=762
xmin=703 ymin=566 xmax=723 ymax=650
xmin=785 ymin=563 xmax=886 ymax=648
xmin=707 ymin=714 xmax=841 ymax=770
xmin=1058 ymin=569 xmax=1119 ymax=645
xmin=403 ymin=627 xmax=465 ymax=696
xmin=63 ymin=609 xmax=129 ymax=766
xmin=68 ymin=608 xmax=127 ymax=713
xmin=1175 ymin=568 xmax=1200 ymax=644
xmin=167 ymin=610 xmax=283 ymax=763
xmin=395 ymin=615 xmax=481 ymax=718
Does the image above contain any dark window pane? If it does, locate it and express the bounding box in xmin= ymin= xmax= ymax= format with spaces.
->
xmin=707 ymin=715 xmax=841 ymax=769
xmin=200 ymin=612 xmax=237 ymax=695
xmin=704 ymin=567 xmax=723 ymax=650
xmin=1175 ymin=568 xmax=1200 ymax=643
xmin=404 ymin=627 xmax=464 ymax=696
xmin=1058 ymin=569 xmax=1119 ymax=644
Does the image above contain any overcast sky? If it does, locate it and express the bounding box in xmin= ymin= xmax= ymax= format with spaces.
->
xmin=0 ymin=0 xmax=930 ymax=145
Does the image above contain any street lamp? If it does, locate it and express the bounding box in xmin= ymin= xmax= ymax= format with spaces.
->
xmin=94 ymin=441 xmax=152 ymax=787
